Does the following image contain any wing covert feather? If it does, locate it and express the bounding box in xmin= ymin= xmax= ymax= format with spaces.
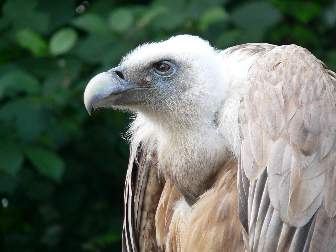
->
xmin=239 ymin=44 xmax=336 ymax=251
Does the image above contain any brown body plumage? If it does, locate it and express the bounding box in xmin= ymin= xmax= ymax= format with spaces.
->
xmin=155 ymin=160 xmax=244 ymax=251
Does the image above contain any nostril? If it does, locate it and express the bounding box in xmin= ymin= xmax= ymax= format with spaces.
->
xmin=115 ymin=70 xmax=125 ymax=80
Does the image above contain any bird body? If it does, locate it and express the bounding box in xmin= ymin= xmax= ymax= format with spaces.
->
xmin=84 ymin=35 xmax=336 ymax=251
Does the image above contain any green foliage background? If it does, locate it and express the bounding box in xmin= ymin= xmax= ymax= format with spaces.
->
xmin=0 ymin=0 xmax=335 ymax=251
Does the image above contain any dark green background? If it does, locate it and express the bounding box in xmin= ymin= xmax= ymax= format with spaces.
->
xmin=0 ymin=0 xmax=335 ymax=251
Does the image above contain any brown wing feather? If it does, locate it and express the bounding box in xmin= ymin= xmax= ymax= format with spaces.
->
xmin=182 ymin=161 xmax=245 ymax=252
xmin=155 ymin=160 xmax=246 ymax=252
xmin=122 ymin=142 xmax=163 ymax=252
xmin=239 ymin=44 xmax=336 ymax=251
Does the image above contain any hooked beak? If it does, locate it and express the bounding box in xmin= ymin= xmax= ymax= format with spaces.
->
xmin=84 ymin=70 xmax=137 ymax=115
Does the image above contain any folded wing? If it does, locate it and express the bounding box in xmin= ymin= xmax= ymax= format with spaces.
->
xmin=239 ymin=45 xmax=336 ymax=251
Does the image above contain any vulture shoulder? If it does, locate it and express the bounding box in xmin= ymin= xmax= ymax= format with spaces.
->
xmin=239 ymin=44 xmax=336 ymax=251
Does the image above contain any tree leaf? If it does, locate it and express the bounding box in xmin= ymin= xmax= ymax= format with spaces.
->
xmin=0 ymin=69 xmax=40 ymax=98
xmin=150 ymin=8 xmax=186 ymax=30
xmin=137 ymin=6 xmax=166 ymax=28
xmin=0 ymin=98 xmax=47 ymax=141
xmin=0 ymin=174 xmax=17 ymax=193
xmin=293 ymin=2 xmax=320 ymax=23
xmin=16 ymin=29 xmax=48 ymax=57
xmin=215 ymin=29 xmax=241 ymax=48
xmin=74 ymin=34 xmax=116 ymax=63
xmin=0 ymin=143 xmax=23 ymax=176
xmin=200 ymin=7 xmax=229 ymax=30
xmin=72 ymin=14 xmax=109 ymax=34
xmin=3 ymin=0 xmax=50 ymax=33
xmin=49 ymin=28 xmax=78 ymax=56
xmin=326 ymin=50 xmax=336 ymax=71
xmin=108 ymin=8 xmax=134 ymax=32
xmin=25 ymin=147 xmax=65 ymax=182
xmin=232 ymin=1 xmax=282 ymax=31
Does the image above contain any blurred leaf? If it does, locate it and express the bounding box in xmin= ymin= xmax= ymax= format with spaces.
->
xmin=200 ymin=7 xmax=228 ymax=30
xmin=274 ymin=1 xmax=322 ymax=24
xmin=41 ymin=224 xmax=62 ymax=246
xmin=83 ymin=231 xmax=120 ymax=251
xmin=25 ymin=147 xmax=65 ymax=182
xmin=3 ymin=0 xmax=38 ymax=18
xmin=108 ymin=8 xmax=134 ymax=32
xmin=0 ymin=174 xmax=17 ymax=193
xmin=16 ymin=29 xmax=48 ymax=57
xmin=0 ymin=98 xmax=47 ymax=141
xmin=293 ymin=2 xmax=321 ymax=23
xmin=327 ymin=50 xmax=336 ymax=70
xmin=72 ymin=14 xmax=109 ymax=34
xmin=292 ymin=25 xmax=319 ymax=47
xmin=153 ymin=0 xmax=185 ymax=10
xmin=191 ymin=0 xmax=228 ymax=4
xmin=137 ymin=5 xmax=166 ymax=28
xmin=232 ymin=1 xmax=281 ymax=31
xmin=151 ymin=10 xmax=186 ymax=30
xmin=3 ymin=0 xmax=50 ymax=33
xmin=323 ymin=2 xmax=336 ymax=27
xmin=0 ymin=143 xmax=23 ymax=176
xmin=0 ymin=17 xmax=10 ymax=32
xmin=0 ymin=70 xmax=40 ymax=98
xmin=74 ymin=34 xmax=116 ymax=63
xmin=21 ymin=168 xmax=55 ymax=201
xmin=215 ymin=30 xmax=241 ymax=48
xmin=101 ymin=43 xmax=131 ymax=67
xmin=49 ymin=28 xmax=78 ymax=56
xmin=19 ymin=58 xmax=59 ymax=80
xmin=39 ymin=1 xmax=74 ymax=30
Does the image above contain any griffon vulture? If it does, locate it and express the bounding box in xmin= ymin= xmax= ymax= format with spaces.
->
xmin=84 ymin=35 xmax=336 ymax=252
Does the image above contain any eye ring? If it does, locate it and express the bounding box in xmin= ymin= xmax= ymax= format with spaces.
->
xmin=152 ymin=60 xmax=175 ymax=76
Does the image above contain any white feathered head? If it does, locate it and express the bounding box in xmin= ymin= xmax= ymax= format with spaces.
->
xmin=84 ymin=35 xmax=228 ymax=127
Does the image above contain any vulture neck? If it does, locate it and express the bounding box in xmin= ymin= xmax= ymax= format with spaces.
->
xmin=141 ymin=112 xmax=232 ymax=204
xmin=133 ymin=94 xmax=241 ymax=203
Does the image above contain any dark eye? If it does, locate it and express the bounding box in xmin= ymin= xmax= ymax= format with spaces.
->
xmin=152 ymin=61 xmax=175 ymax=76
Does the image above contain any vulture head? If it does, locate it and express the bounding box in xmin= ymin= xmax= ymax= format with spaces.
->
xmin=84 ymin=35 xmax=228 ymax=129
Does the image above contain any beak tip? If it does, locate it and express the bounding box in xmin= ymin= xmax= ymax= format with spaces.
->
xmin=84 ymin=76 xmax=102 ymax=115
xmin=84 ymin=97 xmax=95 ymax=116
xmin=83 ymin=71 xmax=124 ymax=114
xmin=86 ymin=108 xmax=92 ymax=116
xmin=84 ymin=92 xmax=102 ymax=116
xmin=84 ymin=95 xmax=93 ymax=115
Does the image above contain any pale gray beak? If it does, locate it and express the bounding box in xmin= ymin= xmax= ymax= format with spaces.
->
xmin=84 ymin=70 xmax=136 ymax=114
